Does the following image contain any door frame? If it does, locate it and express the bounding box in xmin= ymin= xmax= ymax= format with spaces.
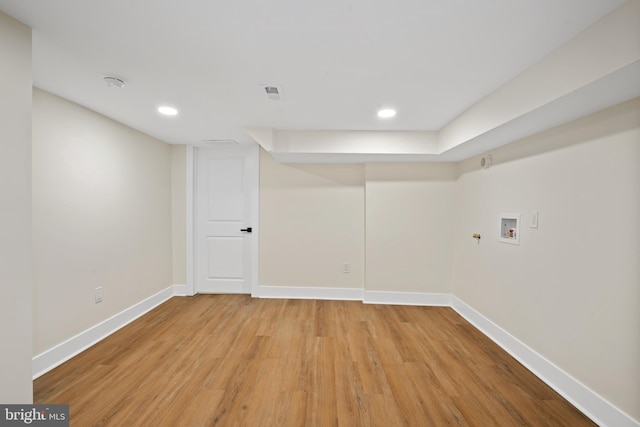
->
xmin=186 ymin=143 xmax=260 ymax=296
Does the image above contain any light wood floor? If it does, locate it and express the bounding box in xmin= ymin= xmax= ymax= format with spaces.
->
xmin=35 ymin=295 xmax=595 ymax=426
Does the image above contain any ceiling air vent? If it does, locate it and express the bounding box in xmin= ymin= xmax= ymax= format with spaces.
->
xmin=263 ymin=85 xmax=282 ymax=101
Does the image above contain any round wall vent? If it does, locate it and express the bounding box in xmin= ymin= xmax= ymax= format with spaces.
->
xmin=481 ymin=155 xmax=493 ymax=169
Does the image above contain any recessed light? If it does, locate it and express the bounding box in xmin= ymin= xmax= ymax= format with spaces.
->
xmin=158 ymin=106 xmax=178 ymax=116
xmin=377 ymin=108 xmax=396 ymax=118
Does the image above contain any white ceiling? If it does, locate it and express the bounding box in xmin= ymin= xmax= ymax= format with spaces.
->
xmin=0 ymin=0 xmax=629 ymax=152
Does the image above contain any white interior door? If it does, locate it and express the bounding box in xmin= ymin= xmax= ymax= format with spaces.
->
xmin=195 ymin=145 xmax=258 ymax=294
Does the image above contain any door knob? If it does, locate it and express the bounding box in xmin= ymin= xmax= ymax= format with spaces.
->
xmin=240 ymin=227 xmax=252 ymax=233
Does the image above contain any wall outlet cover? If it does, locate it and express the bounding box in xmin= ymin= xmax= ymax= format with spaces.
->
xmin=530 ymin=211 xmax=539 ymax=228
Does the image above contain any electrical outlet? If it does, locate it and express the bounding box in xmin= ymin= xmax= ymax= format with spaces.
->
xmin=95 ymin=287 xmax=103 ymax=303
xmin=343 ymin=263 xmax=351 ymax=274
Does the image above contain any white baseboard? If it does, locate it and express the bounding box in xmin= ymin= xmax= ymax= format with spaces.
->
xmin=364 ymin=291 xmax=452 ymax=306
xmin=255 ymin=285 xmax=364 ymax=301
xmin=32 ymin=285 xmax=176 ymax=379
xmin=451 ymin=296 xmax=639 ymax=427
xmin=172 ymin=284 xmax=191 ymax=296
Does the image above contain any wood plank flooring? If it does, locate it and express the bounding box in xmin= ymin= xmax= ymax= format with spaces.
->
xmin=34 ymin=295 xmax=596 ymax=426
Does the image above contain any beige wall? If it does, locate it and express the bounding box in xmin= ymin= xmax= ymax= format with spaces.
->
xmin=259 ymin=148 xmax=365 ymax=288
xmin=366 ymin=163 xmax=456 ymax=293
xmin=32 ymin=89 xmax=173 ymax=355
xmin=171 ymin=144 xmax=187 ymax=285
xmin=0 ymin=11 xmax=33 ymax=403
xmin=452 ymin=98 xmax=640 ymax=421
xmin=259 ymin=150 xmax=457 ymax=294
